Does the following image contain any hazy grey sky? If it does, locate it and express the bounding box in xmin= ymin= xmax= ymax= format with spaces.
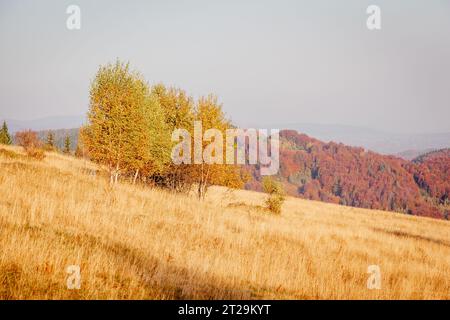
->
xmin=0 ymin=0 xmax=449 ymax=133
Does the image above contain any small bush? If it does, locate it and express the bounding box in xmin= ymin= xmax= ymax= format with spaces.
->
xmin=15 ymin=130 xmax=45 ymax=160
xmin=15 ymin=130 xmax=41 ymax=149
xmin=262 ymin=177 xmax=285 ymax=214
xmin=265 ymin=195 xmax=284 ymax=214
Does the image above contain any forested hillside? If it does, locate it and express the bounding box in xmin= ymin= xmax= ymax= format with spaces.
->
xmin=407 ymin=149 xmax=450 ymax=217
xmin=246 ymin=131 xmax=449 ymax=219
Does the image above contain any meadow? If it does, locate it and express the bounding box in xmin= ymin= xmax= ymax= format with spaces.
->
xmin=0 ymin=145 xmax=449 ymax=299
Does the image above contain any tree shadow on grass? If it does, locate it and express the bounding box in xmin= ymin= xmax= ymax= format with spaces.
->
xmin=1 ymin=221 xmax=259 ymax=299
xmin=372 ymin=227 xmax=450 ymax=248
xmin=57 ymin=230 xmax=261 ymax=300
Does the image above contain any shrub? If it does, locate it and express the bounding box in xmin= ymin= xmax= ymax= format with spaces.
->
xmin=15 ymin=130 xmax=45 ymax=160
xmin=15 ymin=130 xmax=41 ymax=149
xmin=266 ymin=195 xmax=284 ymax=214
xmin=262 ymin=177 xmax=285 ymax=214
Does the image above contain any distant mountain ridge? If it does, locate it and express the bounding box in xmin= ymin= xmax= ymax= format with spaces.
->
xmin=412 ymin=148 xmax=450 ymax=164
xmin=240 ymin=122 xmax=450 ymax=155
xmin=395 ymin=148 xmax=437 ymax=161
xmin=1 ymin=115 xmax=85 ymax=133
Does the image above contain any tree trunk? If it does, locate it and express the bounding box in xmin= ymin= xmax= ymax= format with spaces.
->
xmin=133 ymin=169 xmax=139 ymax=185
xmin=113 ymin=163 xmax=120 ymax=184
xmin=110 ymin=171 xmax=114 ymax=185
xmin=201 ymin=166 xmax=210 ymax=200
xmin=198 ymin=182 xmax=203 ymax=200
xmin=197 ymin=164 xmax=211 ymax=200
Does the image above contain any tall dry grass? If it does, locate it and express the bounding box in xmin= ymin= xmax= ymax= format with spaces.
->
xmin=0 ymin=145 xmax=449 ymax=299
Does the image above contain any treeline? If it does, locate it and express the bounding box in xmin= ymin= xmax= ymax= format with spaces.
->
xmin=1 ymin=120 xmax=75 ymax=155
xmin=79 ymin=60 xmax=245 ymax=198
xmin=406 ymin=149 xmax=450 ymax=212
xmin=38 ymin=129 xmax=78 ymax=152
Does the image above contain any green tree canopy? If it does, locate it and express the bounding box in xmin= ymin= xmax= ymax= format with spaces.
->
xmin=46 ymin=131 xmax=55 ymax=148
xmin=0 ymin=121 xmax=12 ymax=145
xmin=63 ymin=135 xmax=71 ymax=154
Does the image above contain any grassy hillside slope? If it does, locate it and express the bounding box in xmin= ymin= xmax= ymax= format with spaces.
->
xmin=0 ymin=145 xmax=449 ymax=299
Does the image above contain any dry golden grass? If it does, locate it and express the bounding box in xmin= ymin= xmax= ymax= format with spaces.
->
xmin=0 ymin=144 xmax=449 ymax=300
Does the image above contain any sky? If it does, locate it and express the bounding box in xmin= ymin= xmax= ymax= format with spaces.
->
xmin=0 ymin=0 xmax=449 ymax=134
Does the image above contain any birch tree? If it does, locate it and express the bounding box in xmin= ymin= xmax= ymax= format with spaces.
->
xmin=82 ymin=60 xmax=170 ymax=184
